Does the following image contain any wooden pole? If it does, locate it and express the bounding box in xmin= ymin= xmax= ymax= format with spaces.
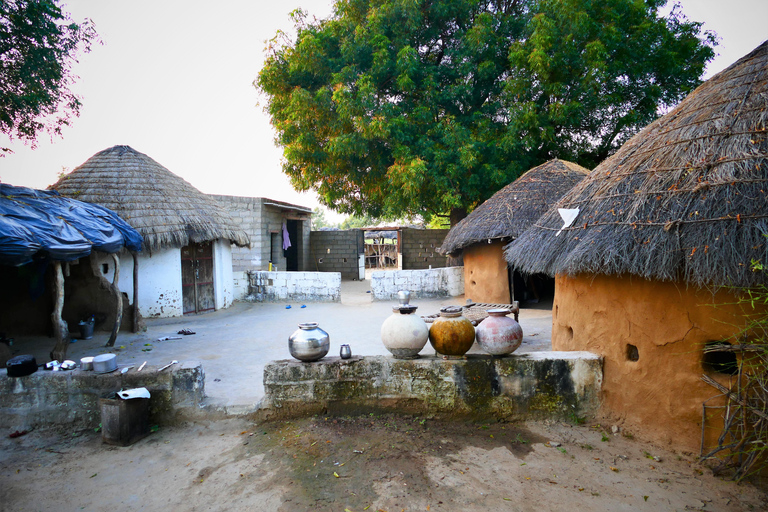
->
xmin=105 ymin=253 xmax=122 ymax=347
xmin=132 ymin=251 xmax=139 ymax=333
xmin=50 ymin=261 xmax=70 ymax=361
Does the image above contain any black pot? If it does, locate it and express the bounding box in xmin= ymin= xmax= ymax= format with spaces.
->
xmin=6 ymin=355 xmax=38 ymax=377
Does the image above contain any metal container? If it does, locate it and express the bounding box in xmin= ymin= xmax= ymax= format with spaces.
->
xmin=80 ymin=356 xmax=94 ymax=371
xmin=340 ymin=344 xmax=352 ymax=359
xmin=288 ymin=322 xmax=330 ymax=362
xmin=397 ymin=290 xmax=411 ymax=305
xmin=93 ymin=353 xmax=118 ymax=373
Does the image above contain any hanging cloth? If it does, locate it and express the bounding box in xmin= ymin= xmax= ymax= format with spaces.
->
xmin=282 ymin=221 xmax=292 ymax=251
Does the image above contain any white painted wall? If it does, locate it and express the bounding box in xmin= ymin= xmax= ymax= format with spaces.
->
xmin=97 ymin=248 xmax=183 ymax=318
xmin=371 ymin=267 xmax=464 ymax=301
xmin=213 ymin=239 xmax=234 ymax=310
xmin=246 ymin=271 xmax=341 ymax=302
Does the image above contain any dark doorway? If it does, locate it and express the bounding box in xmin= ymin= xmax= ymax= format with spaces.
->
xmin=511 ymin=270 xmax=555 ymax=304
xmin=285 ymin=219 xmax=300 ymax=271
xmin=181 ymin=241 xmax=215 ymax=315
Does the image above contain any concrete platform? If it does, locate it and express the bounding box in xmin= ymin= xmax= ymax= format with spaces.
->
xmin=2 ymin=280 xmax=554 ymax=415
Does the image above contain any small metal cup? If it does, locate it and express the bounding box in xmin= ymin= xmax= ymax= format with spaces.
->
xmin=340 ymin=344 xmax=352 ymax=359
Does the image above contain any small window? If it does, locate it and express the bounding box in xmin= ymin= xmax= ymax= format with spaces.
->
xmin=102 ymin=263 xmax=109 ymax=274
xmin=626 ymin=344 xmax=639 ymax=362
xmin=702 ymin=341 xmax=739 ymax=375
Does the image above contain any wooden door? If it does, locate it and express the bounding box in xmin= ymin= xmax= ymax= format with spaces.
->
xmin=181 ymin=241 xmax=215 ymax=315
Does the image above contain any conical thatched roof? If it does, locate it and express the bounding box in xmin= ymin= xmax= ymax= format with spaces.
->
xmin=504 ymin=41 xmax=768 ymax=289
xmin=439 ymin=159 xmax=589 ymax=256
xmin=51 ymin=145 xmax=250 ymax=251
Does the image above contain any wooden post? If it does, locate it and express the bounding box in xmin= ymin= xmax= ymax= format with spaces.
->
xmin=50 ymin=261 xmax=70 ymax=361
xmin=105 ymin=253 xmax=122 ymax=347
xmin=132 ymin=251 xmax=139 ymax=333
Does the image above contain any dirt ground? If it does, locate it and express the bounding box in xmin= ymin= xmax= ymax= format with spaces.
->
xmin=1 ymin=415 xmax=765 ymax=512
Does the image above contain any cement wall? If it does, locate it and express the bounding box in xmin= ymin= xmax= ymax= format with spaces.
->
xmin=400 ymin=228 xmax=450 ymax=270
xmin=261 ymin=353 xmax=602 ymax=421
xmin=371 ymin=267 xmax=464 ymax=300
xmin=246 ymin=271 xmax=341 ymax=302
xmin=310 ymin=230 xmax=364 ymax=279
xmin=212 ymin=239 xmax=234 ymax=310
xmin=0 ymin=362 xmax=205 ymax=430
xmin=214 ymin=195 xmax=312 ymax=272
xmin=552 ymin=273 xmax=761 ymax=452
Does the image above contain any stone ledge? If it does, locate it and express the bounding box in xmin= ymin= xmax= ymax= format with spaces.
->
xmin=0 ymin=362 xmax=205 ymax=430
xmin=261 ymin=352 xmax=602 ymax=421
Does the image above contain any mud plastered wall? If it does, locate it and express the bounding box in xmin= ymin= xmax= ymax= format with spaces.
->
xmin=552 ymin=273 xmax=759 ymax=452
xmin=463 ymin=241 xmax=511 ymax=304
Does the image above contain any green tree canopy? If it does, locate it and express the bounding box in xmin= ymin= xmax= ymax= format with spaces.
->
xmin=257 ymin=0 xmax=715 ymax=222
xmin=0 ymin=0 xmax=97 ymax=152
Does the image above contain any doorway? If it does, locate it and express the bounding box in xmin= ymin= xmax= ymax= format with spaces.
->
xmin=181 ymin=241 xmax=215 ymax=315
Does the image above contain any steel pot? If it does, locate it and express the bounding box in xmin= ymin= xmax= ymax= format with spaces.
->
xmin=288 ymin=322 xmax=330 ymax=362
xmin=93 ymin=353 xmax=118 ymax=373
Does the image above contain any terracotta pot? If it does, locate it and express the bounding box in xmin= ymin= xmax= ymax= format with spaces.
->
xmin=381 ymin=305 xmax=429 ymax=359
xmin=475 ymin=308 xmax=523 ymax=356
xmin=428 ymin=306 xmax=475 ymax=356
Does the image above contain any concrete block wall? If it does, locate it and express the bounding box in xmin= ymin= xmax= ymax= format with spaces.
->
xmin=310 ymin=230 xmax=364 ymax=280
xmin=261 ymin=353 xmax=603 ymax=421
xmin=246 ymin=271 xmax=341 ymax=302
xmin=371 ymin=267 xmax=464 ymax=300
xmin=400 ymin=228 xmax=450 ymax=270
xmin=214 ymin=195 xmax=311 ymax=272
xmin=0 ymin=362 xmax=205 ymax=430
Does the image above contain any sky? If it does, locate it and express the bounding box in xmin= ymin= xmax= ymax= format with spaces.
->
xmin=1 ymin=0 xmax=766 ymax=223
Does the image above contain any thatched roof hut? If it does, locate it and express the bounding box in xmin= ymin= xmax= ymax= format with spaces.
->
xmin=440 ymin=159 xmax=589 ymax=256
xmin=504 ymin=41 xmax=768 ymax=290
xmin=52 ymin=145 xmax=250 ymax=251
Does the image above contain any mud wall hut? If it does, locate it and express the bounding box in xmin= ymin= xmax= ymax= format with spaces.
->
xmin=439 ymin=159 xmax=589 ymax=304
xmin=504 ymin=42 xmax=768 ymax=452
xmin=52 ymin=145 xmax=250 ymax=318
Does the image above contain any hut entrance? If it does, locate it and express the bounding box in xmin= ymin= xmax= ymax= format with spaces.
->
xmin=181 ymin=241 xmax=215 ymax=315
xmin=285 ymin=219 xmax=300 ymax=271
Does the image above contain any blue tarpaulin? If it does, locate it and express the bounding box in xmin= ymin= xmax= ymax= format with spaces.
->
xmin=0 ymin=184 xmax=143 ymax=266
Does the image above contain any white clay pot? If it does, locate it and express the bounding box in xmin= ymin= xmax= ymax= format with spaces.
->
xmin=381 ymin=305 xmax=429 ymax=359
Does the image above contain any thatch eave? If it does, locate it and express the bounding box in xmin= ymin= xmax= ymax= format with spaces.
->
xmin=504 ymin=41 xmax=768 ymax=290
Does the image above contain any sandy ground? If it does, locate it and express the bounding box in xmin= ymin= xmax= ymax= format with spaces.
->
xmin=1 ymin=415 xmax=765 ymax=512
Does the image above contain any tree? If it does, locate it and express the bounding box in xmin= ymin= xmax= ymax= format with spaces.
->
xmin=0 ymin=0 xmax=97 ymax=152
xmin=311 ymin=206 xmax=337 ymax=229
xmin=257 ymin=0 xmax=715 ymax=223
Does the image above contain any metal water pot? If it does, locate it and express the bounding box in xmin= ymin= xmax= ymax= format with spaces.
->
xmin=288 ymin=322 xmax=330 ymax=362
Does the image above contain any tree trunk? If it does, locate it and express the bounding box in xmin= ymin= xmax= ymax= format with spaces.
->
xmin=50 ymin=261 xmax=69 ymax=361
xmin=105 ymin=254 xmax=122 ymax=347
xmin=132 ymin=251 xmax=139 ymax=333
xmin=447 ymin=207 xmax=467 ymax=267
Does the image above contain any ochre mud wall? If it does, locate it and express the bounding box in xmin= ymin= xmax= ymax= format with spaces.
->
xmin=553 ymin=273 xmax=760 ymax=452
xmin=463 ymin=242 xmax=510 ymax=304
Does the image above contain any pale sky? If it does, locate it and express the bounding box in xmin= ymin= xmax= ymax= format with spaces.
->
xmin=1 ymin=0 xmax=766 ymax=222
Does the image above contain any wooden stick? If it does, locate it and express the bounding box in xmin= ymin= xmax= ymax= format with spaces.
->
xmin=105 ymin=254 xmax=122 ymax=347
xmin=701 ymin=374 xmax=768 ymax=422
xmin=132 ymin=251 xmax=139 ymax=333
xmin=50 ymin=261 xmax=70 ymax=361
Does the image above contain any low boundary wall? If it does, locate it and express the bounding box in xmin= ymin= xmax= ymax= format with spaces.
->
xmin=371 ymin=267 xmax=464 ymax=300
xmin=245 ymin=271 xmax=341 ymax=302
xmin=0 ymin=362 xmax=205 ymax=430
xmin=261 ymin=352 xmax=602 ymax=421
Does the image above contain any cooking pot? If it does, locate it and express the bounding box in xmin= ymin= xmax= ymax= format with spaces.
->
xmin=93 ymin=354 xmax=118 ymax=373
xmin=6 ymin=355 xmax=38 ymax=377
xmin=80 ymin=356 xmax=94 ymax=370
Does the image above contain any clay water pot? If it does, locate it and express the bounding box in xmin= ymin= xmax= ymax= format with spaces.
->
xmin=428 ymin=306 xmax=475 ymax=356
xmin=381 ymin=305 xmax=429 ymax=359
xmin=475 ymin=308 xmax=523 ymax=356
